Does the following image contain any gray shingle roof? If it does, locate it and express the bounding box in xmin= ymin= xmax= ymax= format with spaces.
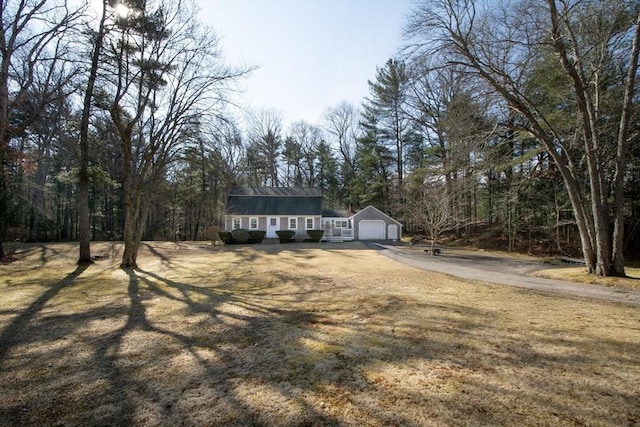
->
xmin=226 ymin=187 xmax=322 ymax=216
xmin=321 ymin=209 xmax=350 ymax=218
xmin=229 ymin=187 xmax=322 ymax=197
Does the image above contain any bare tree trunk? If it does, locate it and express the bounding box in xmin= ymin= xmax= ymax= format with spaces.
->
xmin=30 ymin=143 xmax=50 ymax=241
xmin=121 ymin=190 xmax=140 ymax=268
xmin=78 ymin=0 xmax=109 ymax=264
xmin=120 ymin=128 xmax=137 ymax=268
xmin=116 ymin=117 xmax=148 ymax=267
xmin=121 ymin=217 xmax=138 ymax=268
xmin=0 ymin=1 xmax=80 ymax=260
xmin=61 ymin=185 xmax=73 ymax=240
xmin=554 ymin=187 xmax=562 ymax=253
xmin=612 ymin=10 xmax=640 ymax=276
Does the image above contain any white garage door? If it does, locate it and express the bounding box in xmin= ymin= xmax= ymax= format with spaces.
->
xmin=359 ymin=220 xmax=385 ymax=240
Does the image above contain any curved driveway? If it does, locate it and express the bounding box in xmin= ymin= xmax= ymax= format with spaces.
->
xmin=370 ymin=243 xmax=640 ymax=305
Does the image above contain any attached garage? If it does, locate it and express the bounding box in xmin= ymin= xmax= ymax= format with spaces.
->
xmin=352 ymin=205 xmax=403 ymax=241
xmin=358 ymin=220 xmax=385 ymax=240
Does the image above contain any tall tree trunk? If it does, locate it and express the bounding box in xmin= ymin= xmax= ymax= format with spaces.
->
xmin=612 ymin=11 xmax=640 ymax=277
xmin=0 ymin=33 xmax=10 ymax=261
xmin=61 ymin=185 xmax=73 ymax=240
xmin=0 ymin=176 xmax=5 ymax=260
xmin=120 ymin=128 xmax=137 ymax=268
xmin=30 ymin=150 xmax=49 ymax=241
xmin=547 ymin=0 xmax=619 ymax=276
xmin=121 ymin=187 xmax=140 ymax=268
xmin=78 ymin=0 xmax=108 ymax=264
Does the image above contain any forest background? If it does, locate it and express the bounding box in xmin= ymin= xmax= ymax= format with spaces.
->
xmin=1 ymin=0 xmax=639 ymax=274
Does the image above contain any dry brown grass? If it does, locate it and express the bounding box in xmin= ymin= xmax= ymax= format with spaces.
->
xmin=1 ymin=241 xmax=639 ymax=427
xmin=534 ymin=266 xmax=640 ymax=290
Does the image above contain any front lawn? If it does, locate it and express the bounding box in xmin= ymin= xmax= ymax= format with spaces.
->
xmin=1 ymin=242 xmax=638 ymax=426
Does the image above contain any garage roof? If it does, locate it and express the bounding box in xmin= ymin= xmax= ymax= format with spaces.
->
xmin=352 ymin=205 xmax=403 ymax=226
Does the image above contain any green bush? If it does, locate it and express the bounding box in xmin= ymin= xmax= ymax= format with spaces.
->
xmin=276 ymin=230 xmax=296 ymax=243
xmin=218 ymin=231 xmax=233 ymax=244
xmin=306 ymin=229 xmax=324 ymax=242
xmin=248 ymin=230 xmax=266 ymax=243
xmin=231 ymin=228 xmax=249 ymax=244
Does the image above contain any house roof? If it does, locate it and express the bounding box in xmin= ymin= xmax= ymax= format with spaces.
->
xmin=229 ymin=187 xmax=322 ymax=197
xmin=226 ymin=186 xmax=322 ymax=216
xmin=321 ymin=209 xmax=350 ymax=218
xmin=352 ymin=205 xmax=403 ymax=226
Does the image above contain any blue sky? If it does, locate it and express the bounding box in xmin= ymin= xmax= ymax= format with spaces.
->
xmin=197 ymin=0 xmax=412 ymax=128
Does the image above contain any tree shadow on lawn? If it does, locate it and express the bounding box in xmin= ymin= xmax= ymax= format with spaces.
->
xmin=1 ymin=258 xmax=639 ymax=426
xmin=213 ymin=241 xmax=374 ymax=259
xmin=85 ymin=266 xmax=355 ymax=426
xmin=0 ymin=262 xmax=347 ymax=425
xmin=0 ymin=263 xmax=90 ymax=362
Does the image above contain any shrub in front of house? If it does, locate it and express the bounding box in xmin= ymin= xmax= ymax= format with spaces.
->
xmin=248 ymin=230 xmax=266 ymax=243
xmin=276 ymin=230 xmax=296 ymax=243
xmin=231 ymin=228 xmax=249 ymax=244
xmin=218 ymin=231 xmax=233 ymax=244
xmin=306 ymin=229 xmax=324 ymax=242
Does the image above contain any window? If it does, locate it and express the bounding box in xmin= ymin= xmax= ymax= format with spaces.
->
xmin=289 ymin=217 xmax=297 ymax=229
xmin=232 ymin=217 xmax=241 ymax=229
xmin=335 ymin=220 xmax=348 ymax=228
xmin=306 ymin=217 xmax=314 ymax=230
xmin=270 ymin=218 xmax=277 ymax=227
xmin=249 ymin=217 xmax=258 ymax=229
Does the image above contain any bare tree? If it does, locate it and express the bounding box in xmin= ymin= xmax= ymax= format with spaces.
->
xmin=26 ymin=90 xmax=75 ymax=242
xmin=406 ymin=174 xmax=454 ymax=255
xmin=203 ymin=118 xmax=246 ymax=191
xmin=406 ymin=64 xmax=492 ymax=236
xmin=247 ymin=108 xmax=283 ymax=187
xmin=193 ymin=118 xmax=246 ymax=229
xmin=0 ymin=0 xmax=83 ymax=259
xmin=323 ymin=101 xmax=359 ymax=204
xmin=286 ymin=120 xmax=323 ymax=186
xmin=405 ymin=0 xmax=640 ymax=276
xmin=77 ymin=0 xmax=110 ymax=264
xmin=99 ymin=0 xmax=250 ymax=267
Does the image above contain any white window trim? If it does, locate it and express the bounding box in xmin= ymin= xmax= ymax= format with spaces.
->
xmin=232 ymin=217 xmax=241 ymax=229
xmin=249 ymin=217 xmax=259 ymax=229
xmin=306 ymin=217 xmax=314 ymax=230
xmin=289 ymin=217 xmax=297 ymax=230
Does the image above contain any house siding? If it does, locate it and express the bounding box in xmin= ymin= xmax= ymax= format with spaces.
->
xmin=283 ymin=216 xmax=321 ymax=239
xmin=353 ymin=206 xmax=403 ymax=240
xmin=224 ymin=187 xmax=402 ymax=242
xmin=224 ymin=214 xmax=321 ymax=240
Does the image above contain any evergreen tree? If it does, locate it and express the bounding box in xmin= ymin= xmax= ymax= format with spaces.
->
xmin=352 ymin=110 xmax=394 ymax=210
xmin=362 ymin=59 xmax=413 ymax=192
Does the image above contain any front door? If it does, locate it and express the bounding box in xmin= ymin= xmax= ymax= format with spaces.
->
xmin=267 ymin=217 xmax=279 ymax=238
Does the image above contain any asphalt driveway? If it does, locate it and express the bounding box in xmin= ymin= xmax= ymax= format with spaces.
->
xmin=371 ymin=243 xmax=640 ymax=305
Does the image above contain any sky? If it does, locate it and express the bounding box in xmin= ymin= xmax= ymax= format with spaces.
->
xmin=196 ymin=0 xmax=412 ymax=128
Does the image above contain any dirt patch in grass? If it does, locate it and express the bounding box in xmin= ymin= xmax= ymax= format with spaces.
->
xmin=1 ymin=241 xmax=639 ymax=426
